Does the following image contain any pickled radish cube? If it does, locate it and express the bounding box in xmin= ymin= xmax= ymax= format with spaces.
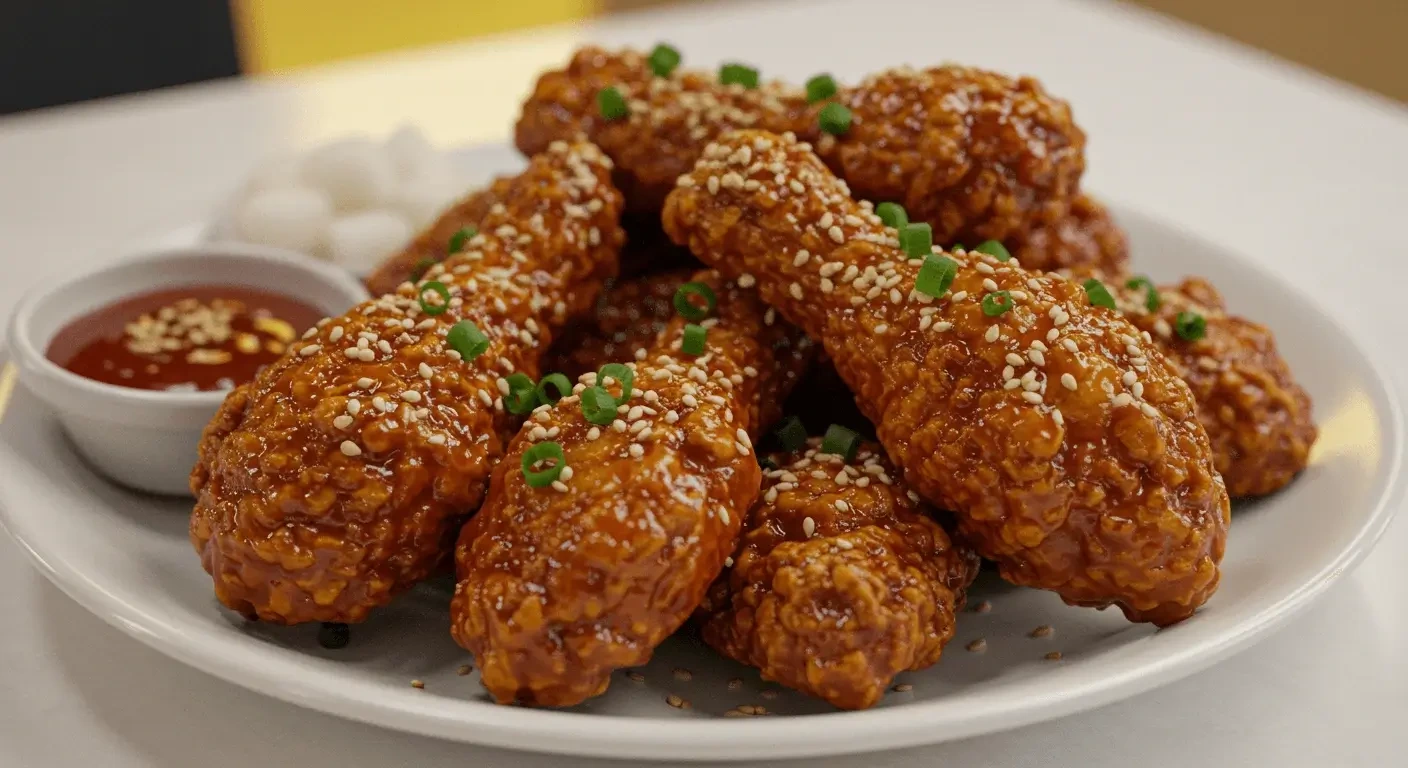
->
xmin=302 ymin=137 xmax=397 ymax=212
xmin=325 ymin=210 xmax=412 ymax=272
xmin=385 ymin=124 xmax=438 ymax=180
xmin=233 ymin=186 xmax=332 ymax=255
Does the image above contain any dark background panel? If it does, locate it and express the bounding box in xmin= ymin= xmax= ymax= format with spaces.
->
xmin=0 ymin=0 xmax=239 ymax=115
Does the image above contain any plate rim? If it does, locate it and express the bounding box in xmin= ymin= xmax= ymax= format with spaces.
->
xmin=1 ymin=160 xmax=1403 ymax=761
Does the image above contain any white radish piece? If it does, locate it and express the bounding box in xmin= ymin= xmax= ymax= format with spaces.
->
xmin=232 ymin=186 xmax=332 ymax=256
xmin=302 ymin=137 xmax=397 ymax=212
xmin=324 ymin=210 xmax=412 ymax=272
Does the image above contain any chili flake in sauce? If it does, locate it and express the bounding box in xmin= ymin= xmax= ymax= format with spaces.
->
xmin=46 ymin=286 xmax=325 ymax=392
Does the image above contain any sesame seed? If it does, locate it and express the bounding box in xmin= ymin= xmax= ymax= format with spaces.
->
xmin=1021 ymin=391 xmax=1043 ymax=404
xmin=612 ymin=419 xmax=627 ymax=433
xmin=298 ymin=344 xmax=321 ymax=357
xmin=357 ymin=348 xmax=375 ymax=362
xmin=333 ymin=415 xmax=353 ymax=430
xmin=428 ymin=433 xmax=447 ymax=446
xmin=935 ymin=321 xmax=952 ymax=332
xmin=1140 ymin=402 xmax=1159 ymax=418
xmin=802 ymin=517 xmax=816 ymax=537
xmin=1045 ymin=651 xmax=1063 ymax=661
xmin=982 ymin=278 xmax=999 ymax=292
xmin=586 ymin=427 xmax=601 ymax=440
xmin=834 ymin=500 xmax=849 ymax=512
xmin=1122 ymin=371 xmax=1138 ymax=386
xmin=874 ymin=323 xmax=888 ymax=334
xmin=1029 ymin=349 xmax=1046 ymax=366
xmin=1062 ymin=339 xmax=1079 ymax=353
xmin=1005 ymin=353 xmax=1025 ymax=367
xmin=1061 ymin=373 xmax=1078 ymax=391
xmin=975 ymin=262 xmax=995 ymax=275
xmin=792 ymin=251 xmax=810 ymax=267
xmin=966 ymin=639 xmax=988 ymax=652
xmin=951 ymin=291 xmax=968 ymax=302
xmin=718 ymin=507 xmax=731 ymax=525
xmin=401 ymin=390 xmax=421 ymax=403
xmin=340 ymin=441 xmax=361 ymax=457
xmin=418 ymin=362 xmax=434 ymax=379
xmin=985 ymin=324 xmax=1000 ymax=342
xmin=1132 ymin=381 xmax=1144 ymax=398
xmin=1112 ymin=393 xmax=1134 ymax=407
xmin=1030 ymin=625 xmax=1055 ymax=639
xmin=789 ymin=283 xmax=803 ymax=300
xmin=892 ymin=683 xmax=914 ymax=693
xmin=628 ymin=444 xmax=644 ymax=458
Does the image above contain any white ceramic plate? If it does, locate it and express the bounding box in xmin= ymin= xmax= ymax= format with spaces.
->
xmin=0 ymin=144 xmax=1402 ymax=762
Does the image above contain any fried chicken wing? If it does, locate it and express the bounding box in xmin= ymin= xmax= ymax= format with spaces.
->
xmin=363 ymin=178 xmax=510 ymax=296
xmin=663 ymin=130 xmax=1229 ymax=625
xmin=544 ymin=268 xmax=692 ymax=379
xmin=518 ymin=47 xmax=1084 ymax=245
xmin=451 ymin=271 xmax=813 ymax=705
xmin=698 ymin=439 xmax=978 ymax=710
xmin=1102 ymin=274 xmax=1315 ymax=497
xmin=190 ymin=141 xmax=625 ymax=624
xmin=1009 ymin=194 xmax=1129 ymax=276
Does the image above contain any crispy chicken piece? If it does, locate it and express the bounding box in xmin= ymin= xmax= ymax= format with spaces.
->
xmin=518 ymin=47 xmax=1085 ymax=245
xmin=363 ymin=177 xmax=511 ymax=296
xmin=1009 ymin=195 xmax=1129 ymax=277
xmin=698 ymin=439 xmax=978 ymax=709
xmin=545 ymin=268 xmax=692 ymax=379
xmin=190 ymin=141 xmax=624 ymax=624
xmin=664 ymin=130 xmax=1229 ymax=625
xmin=1102 ymin=274 xmax=1316 ymax=497
xmin=451 ymin=271 xmax=813 ymax=705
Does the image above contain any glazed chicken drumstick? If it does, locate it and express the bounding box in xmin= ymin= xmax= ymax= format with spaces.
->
xmin=451 ymin=270 xmax=813 ymax=706
xmin=190 ymin=140 xmax=625 ymax=624
xmin=518 ymin=47 xmax=1086 ymax=248
xmin=664 ymin=130 xmax=1230 ymax=626
xmin=698 ymin=438 xmax=978 ymax=710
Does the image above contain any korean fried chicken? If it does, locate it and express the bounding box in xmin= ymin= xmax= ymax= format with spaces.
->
xmin=363 ymin=178 xmax=510 ymax=296
xmin=451 ymin=271 xmax=813 ymax=706
xmin=664 ymin=130 xmax=1230 ymax=626
xmin=1009 ymin=195 xmax=1129 ymax=277
xmin=190 ymin=141 xmax=624 ymax=624
xmin=698 ymin=439 xmax=978 ymax=710
xmin=545 ymin=268 xmax=693 ymax=379
xmin=518 ymin=47 xmax=1084 ymax=245
xmin=1101 ymin=274 xmax=1316 ymax=497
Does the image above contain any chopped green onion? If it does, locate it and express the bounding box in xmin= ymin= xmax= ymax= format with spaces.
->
xmin=447 ymin=320 xmax=489 ymax=360
xmin=899 ymin=222 xmax=933 ymax=259
xmin=448 ymin=226 xmax=477 ymax=253
xmin=820 ymin=424 xmax=860 ymax=461
xmin=504 ymin=372 xmax=539 ymax=415
xmin=597 ymin=86 xmax=628 ymax=120
xmin=876 ymin=202 xmax=908 ymax=230
xmin=719 ymin=63 xmax=759 ymax=89
xmin=759 ymin=456 xmax=778 ymax=470
xmin=673 ymin=281 xmax=717 ymax=321
xmin=409 ymin=258 xmax=436 ymax=282
xmin=1082 ymin=278 xmax=1116 ymax=311
xmin=805 ymin=73 xmax=837 ymax=103
xmin=682 ymin=323 xmax=707 ymax=355
xmin=916 ymin=254 xmax=958 ymax=298
xmin=1125 ymin=276 xmax=1160 ymax=311
xmin=774 ymin=416 xmax=806 ymax=452
xmin=535 ymin=373 xmax=572 ymax=405
xmin=417 ymin=281 xmax=451 ymax=316
xmin=818 ymin=102 xmax=851 ymax=135
xmin=951 ymin=242 xmax=966 ymax=251
xmin=579 ymin=386 xmax=617 ymax=425
xmin=596 ymin=363 xmax=634 ymax=405
xmin=648 ymin=43 xmax=681 ymax=77
xmin=974 ymin=240 xmax=1012 ymax=262
xmin=521 ymin=441 xmax=566 ymax=488
xmin=1175 ymin=311 xmax=1206 ymax=341
xmin=981 ymin=291 xmax=1013 ymax=316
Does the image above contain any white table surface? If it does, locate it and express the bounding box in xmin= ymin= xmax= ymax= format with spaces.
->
xmin=2 ymin=0 xmax=1406 ymax=765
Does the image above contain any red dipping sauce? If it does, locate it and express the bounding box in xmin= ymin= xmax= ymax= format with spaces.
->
xmin=46 ymin=285 xmax=325 ymax=392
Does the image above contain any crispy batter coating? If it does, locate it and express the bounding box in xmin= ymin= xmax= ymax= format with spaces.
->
xmin=518 ymin=47 xmax=1084 ymax=245
xmin=451 ymin=271 xmax=813 ymax=706
xmin=1103 ymin=274 xmax=1316 ymax=497
xmin=1009 ymin=195 xmax=1129 ymax=277
xmin=363 ymin=178 xmax=510 ymax=296
xmin=190 ymin=141 xmax=624 ymax=624
xmin=663 ymin=130 xmax=1230 ymax=625
xmin=698 ymin=439 xmax=978 ymax=709
xmin=545 ymin=268 xmax=692 ymax=379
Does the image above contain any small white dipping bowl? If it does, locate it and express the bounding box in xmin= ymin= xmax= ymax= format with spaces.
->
xmin=6 ymin=243 xmax=370 ymax=495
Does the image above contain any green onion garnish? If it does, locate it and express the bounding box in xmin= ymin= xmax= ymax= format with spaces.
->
xmin=682 ymin=323 xmax=707 ymax=356
xmin=521 ymin=441 xmax=566 ymax=488
xmin=820 ymin=424 xmax=860 ymax=461
xmin=805 ymin=74 xmax=837 ymax=103
xmin=448 ymin=226 xmax=477 ymax=254
xmin=418 ymin=281 xmax=451 ymax=316
xmin=1175 ymin=311 xmax=1206 ymax=341
xmin=951 ymin=242 xmax=966 ymax=251
xmin=596 ymin=363 xmax=634 ymax=406
xmin=409 ymin=258 xmax=436 ymax=282
xmin=597 ymin=86 xmax=629 ymax=120
xmin=974 ymin=240 xmax=1012 ymax=262
xmin=818 ymin=102 xmax=851 ymax=135
xmin=535 ymin=373 xmax=572 ymax=405
xmin=876 ymin=202 xmax=908 ymax=230
xmin=504 ymin=372 xmax=539 ymax=415
xmin=899 ymin=222 xmax=933 ymax=259
xmin=673 ymin=281 xmax=717 ymax=321
xmin=759 ymin=456 xmax=778 ymax=470
xmin=1125 ymin=276 xmax=1160 ymax=311
xmin=1082 ymin=278 xmax=1116 ymax=310
xmin=719 ymin=63 xmax=759 ymax=89
xmin=447 ymin=320 xmax=489 ymax=360
xmin=916 ymin=254 xmax=958 ymax=298
xmin=981 ymin=291 xmax=1013 ymax=316
xmin=774 ymin=415 xmax=806 ymax=452
xmin=579 ymin=386 xmax=617 ymax=425
xmin=648 ymin=43 xmax=681 ymax=77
